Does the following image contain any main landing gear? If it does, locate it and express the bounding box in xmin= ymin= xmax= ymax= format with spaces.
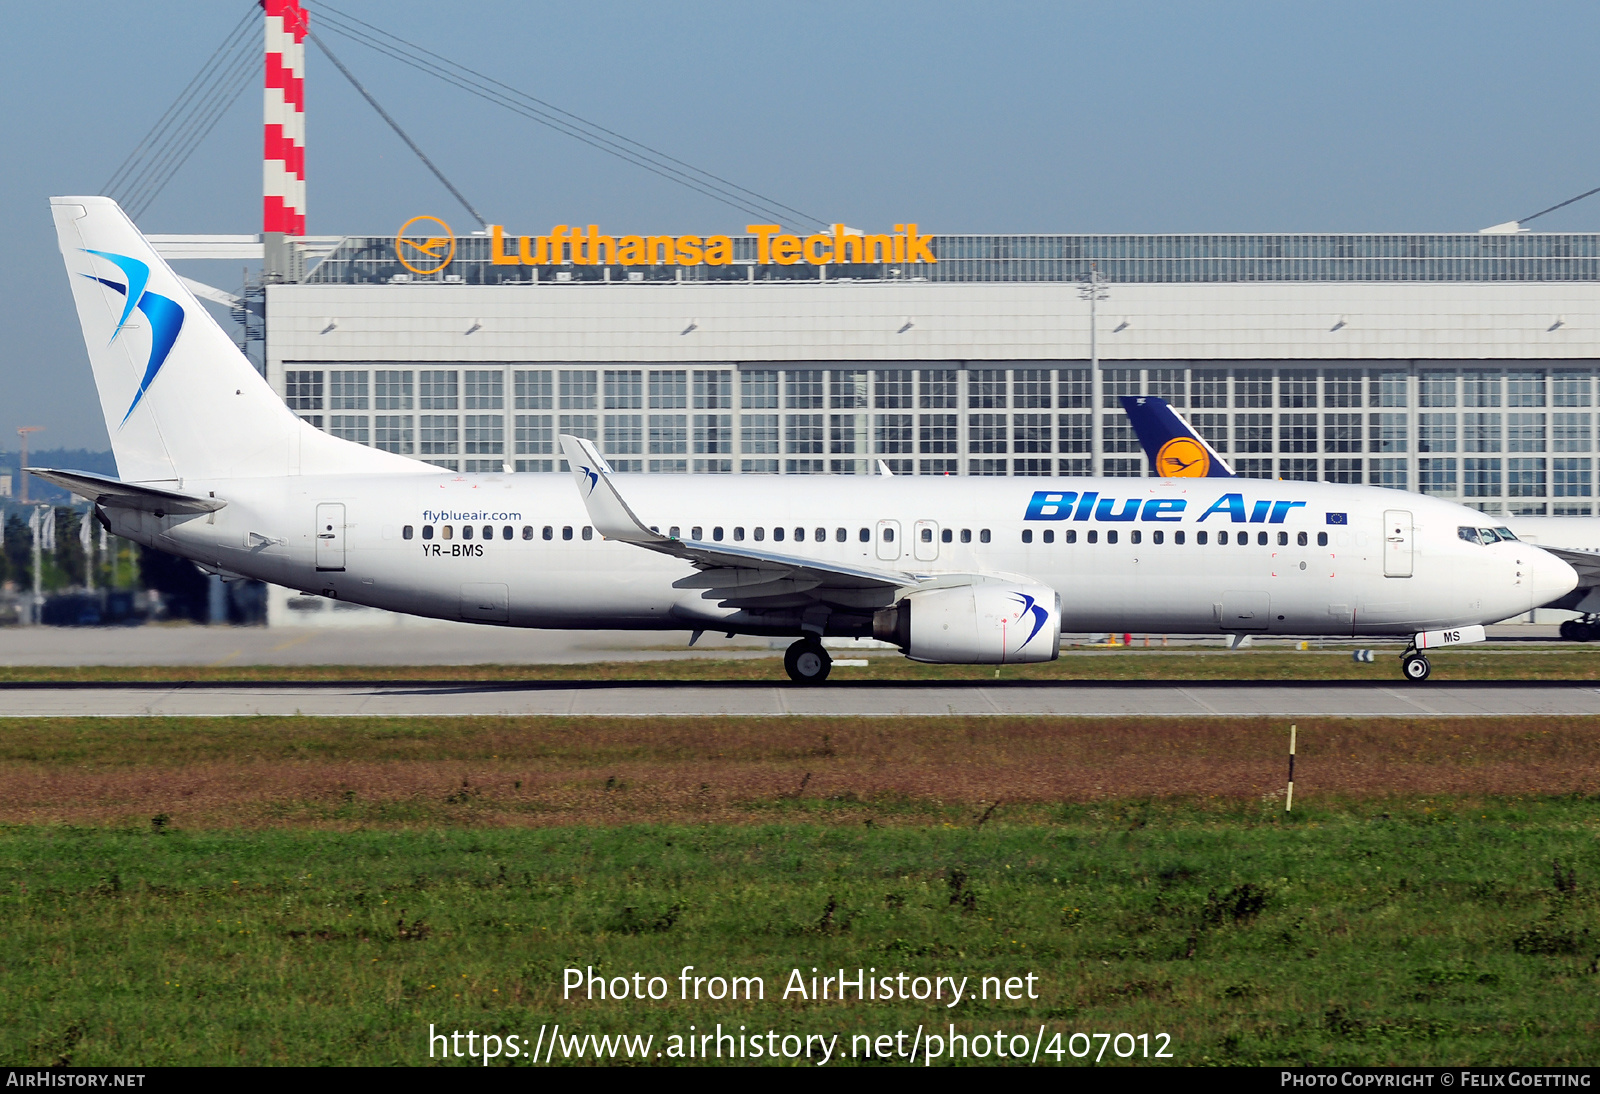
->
xmin=784 ymin=638 xmax=832 ymax=685
xmin=1400 ymin=649 xmax=1431 ymax=683
xmin=1560 ymin=616 xmax=1597 ymax=642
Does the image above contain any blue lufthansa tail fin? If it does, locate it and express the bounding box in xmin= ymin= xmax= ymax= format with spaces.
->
xmin=1120 ymin=395 xmax=1235 ymax=478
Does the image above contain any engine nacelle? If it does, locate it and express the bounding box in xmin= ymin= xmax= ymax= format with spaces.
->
xmin=874 ymin=583 xmax=1061 ymax=664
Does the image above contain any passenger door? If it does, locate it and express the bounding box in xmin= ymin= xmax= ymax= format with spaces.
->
xmin=1383 ymin=509 xmax=1413 ymax=578
xmin=315 ymin=502 xmax=346 ymax=572
xmin=913 ymin=520 xmax=940 ymax=562
xmin=876 ymin=519 xmax=902 ymax=561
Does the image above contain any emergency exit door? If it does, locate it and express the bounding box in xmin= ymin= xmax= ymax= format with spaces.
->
xmin=1383 ymin=509 xmax=1412 ymax=578
xmin=315 ymin=503 xmax=346 ymax=571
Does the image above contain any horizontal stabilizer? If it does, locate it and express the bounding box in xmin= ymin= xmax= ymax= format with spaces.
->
xmin=25 ymin=467 xmax=224 ymax=515
xmin=1120 ymin=395 xmax=1235 ymax=478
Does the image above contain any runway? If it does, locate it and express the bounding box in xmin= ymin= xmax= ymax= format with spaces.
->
xmin=3 ymin=680 xmax=1599 ymax=717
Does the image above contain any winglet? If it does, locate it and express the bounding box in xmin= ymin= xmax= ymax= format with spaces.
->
xmin=557 ymin=434 xmax=665 ymax=544
xmin=1120 ymin=395 xmax=1236 ymax=478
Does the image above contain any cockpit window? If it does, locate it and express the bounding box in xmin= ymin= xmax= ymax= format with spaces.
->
xmin=1494 ymin=526 xmax=1518 ymax=542
xmin=1459 ymin=526 xmax=1483 ymax=544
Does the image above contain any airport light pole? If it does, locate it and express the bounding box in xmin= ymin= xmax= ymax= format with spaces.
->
xmin=1078 ymin=266 xmax=1108 ymax=474
xmin=16 ymin=426 xmax=42 ymax=504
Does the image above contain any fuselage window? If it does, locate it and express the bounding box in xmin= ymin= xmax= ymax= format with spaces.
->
xmin=483 ymin=525 xmax=494 ymax=540
xmin=792 ymin=527 xmax=802 ymax=542
xmin=669 ymin=526 xmax=680 ymax=539
xmin=1278 ymin=531 xmax=1288 ymax=546
xmin=1316 ymin=532 xmax=1328 ymax=547
xmin=503 ymin=526 xmax=513 ymax=540
xmin=1043 ymin=529 xmax=1054 ymax=544
xmin=582 ymin=526 xmax=594 ymax=540
xmin=1022 ymin=529 xmax=1033 ymax=544
xmin=1131 ymin=529 xmax=1142 ymax=545
xmin=980 ymin=529 xmax=991 ymax=543
xmin=1218 ymin=530 xmax=1229 ymax=545
xmin=1298 ymin=531 xmax=1309 ymax=547
xmin=771 ymin=527 xmax=784 ymax=542
xmin=402 ymin=525 xmax=414 ymax=540
xmin=422 ymin=525 xmax=434 ymax=540
xmin=1107 ymin=530 xmax=1118 ymax=545
xmin=1153 ymin=530 xmax=1164 ymax=545
xmin=815 ymin=527 xmax=825 ymax=542
xmin=734 ymin=527 xmax=745 ymax=542
xmin=940 ymin=528 xmax=952 ymax=543
xmin=522 ymin=526 xmax=534 ymax=540
xmin=542 ymin=526 xmax=553 ymax=540
xmin=692 ymin=526 xmax=703 ymax=540
xmin=713 ymin=527 xmax=724 ymax=541
xmin=960 ymin=529 xmax=972 ymax=543
xmin=882 ymin=527 xmax=894 ymax=543
xmin=755 ymin=527 xmax=766 ymax=541
xmin=442 ymin=525 xmax=453 ymax=540
xmin=1087 ymin=529 xmax=1098 ymax=544
xmin=562 ymin=526 xmax=573 ymax=541
xmin=462 ymin=525 xmax=473 ymax=540
xmin=921 ymin=527 xmax=932 ymax=542
xmin=1065 ymin=529 xmax=1077 ymax=544
xmin=1257 ymin=531 xmax=1268 ymax=546
xmin=835 ymin=528 xmax=846 ymax=542
xmin=1196 ymin=531 xmax=1208 ymax=545
xmin=1175 ymin=530 xmax=1186 ymax=545
xmin=859 ymin=528 xmax=870 ymax=543
xmin=1239 ymin=533 xmax=1248 ymax=547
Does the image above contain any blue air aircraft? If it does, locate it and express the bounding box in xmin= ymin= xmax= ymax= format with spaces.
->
xmin=30 ymin=198 xmax=1581 ymax=683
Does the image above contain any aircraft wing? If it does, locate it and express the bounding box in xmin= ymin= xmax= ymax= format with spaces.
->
xmin=25 ymin=467 xmax=225 ymax=515
xmin=1534 ymin=545 xmax=1600 ymax=588
xmin=557 ymin=435 xmax=919 ymax=610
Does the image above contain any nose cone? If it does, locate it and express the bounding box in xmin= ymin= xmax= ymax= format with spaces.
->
xmin=1527 ymin=546 xmax=1579 ymax=608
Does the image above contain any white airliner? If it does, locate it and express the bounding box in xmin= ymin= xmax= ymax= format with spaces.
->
xmin=33 ymin=197 xmax=1579 ymax=683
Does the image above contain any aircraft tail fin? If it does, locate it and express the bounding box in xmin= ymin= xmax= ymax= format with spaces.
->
xmin=50 ymin=196 xmax=424 ymax=483
xmin=1120 ymin=395 xmax=1235 ymax=478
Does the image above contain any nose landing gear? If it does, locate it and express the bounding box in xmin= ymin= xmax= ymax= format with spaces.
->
xmin=1400 ymin=650 xmax=1431 ymax=683
xmin=784 ymin=638 xmax=833 ymax=685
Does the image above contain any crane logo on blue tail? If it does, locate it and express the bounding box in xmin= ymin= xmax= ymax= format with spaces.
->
xmin=80 ymin=249 xmax=184 ymax=427
xmin=1012 ymin=593 xmax=1050 ymax=648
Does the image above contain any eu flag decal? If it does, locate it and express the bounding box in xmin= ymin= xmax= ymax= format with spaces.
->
xmin=1326 ymin=512 xmax=1348 ymax=525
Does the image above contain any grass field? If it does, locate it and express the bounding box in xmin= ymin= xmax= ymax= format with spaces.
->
xmin=0 ymin=714 xmax=1598 ymax=1066
xmin=5 ymin=644 xmax=1600 ymax=684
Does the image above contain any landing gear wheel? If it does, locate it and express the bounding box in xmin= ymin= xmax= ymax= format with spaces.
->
xmin=1560 ymin=620 xmax=1578 ymax=641
xmin=1401 ymin=653 xmax=1431 ymax=683
xmin=1574 ymin=621 xmax=1594 ymax=643
xmin=784 ymin=638 xmax=832 ymax=685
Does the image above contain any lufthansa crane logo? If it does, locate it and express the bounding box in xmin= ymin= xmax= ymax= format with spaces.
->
xmin=1155 ymin=436 xmax=1210 ymax=477
xmin=394 ymin=216 xmax=455 ymax=276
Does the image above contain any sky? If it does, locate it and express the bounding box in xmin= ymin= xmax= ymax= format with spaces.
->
xmin=6 ymin=0 xmax=1600 ymax=451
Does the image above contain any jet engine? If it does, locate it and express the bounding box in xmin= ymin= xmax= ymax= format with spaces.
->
xmin=873 ymin=583 xmax=1061 ymax=664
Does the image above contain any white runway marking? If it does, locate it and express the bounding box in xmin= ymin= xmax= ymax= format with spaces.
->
xmin=2 ymin=682 xmax=1600 ymax=717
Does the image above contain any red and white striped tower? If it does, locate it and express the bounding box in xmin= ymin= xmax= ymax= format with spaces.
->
xmin=263 ymin=0 xmax=307 ymax=278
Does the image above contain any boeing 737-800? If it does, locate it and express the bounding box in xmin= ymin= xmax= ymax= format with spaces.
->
xmin=31 ymin=197 xmax=1579 ymax=683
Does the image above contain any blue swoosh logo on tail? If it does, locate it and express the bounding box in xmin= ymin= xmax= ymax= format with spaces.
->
xmin=80 ymin=250 xmax=186 ymax=427
xmin=578 ymin=465 xmax=599 ymax=495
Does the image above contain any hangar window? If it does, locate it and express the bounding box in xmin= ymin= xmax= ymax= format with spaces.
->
xmin=1022 ymin=529 xmax=1033 ymax=544
xmin=1317 ymin=532 xmax=1328 ymax=546
xmin=582 ymin=527 xmax=593 ymax=540
xmin=1043 ymin=530 xmax=1054 ymax=543
xmin=562 ymin=526 xmax=573 ymax=541
xmin=522 ymin=526 xmax=533 ymax=540
xmin=402 ymin=525 xmax=413 ymax=540
xmin=1196 ymin=531 xmax=1208 ymax=545
xmin=980 ymin=529 xmax=992 ymax=543
xmin=285 ymin=370 xmax=324 ymax=411
xmin=542 ymin=526 xmax=553 ymax=540
xmin=1087 ymin=530 xmax=1098 ymax=544
xmin=1066 ymin=529 xmax=1077 ymax=544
